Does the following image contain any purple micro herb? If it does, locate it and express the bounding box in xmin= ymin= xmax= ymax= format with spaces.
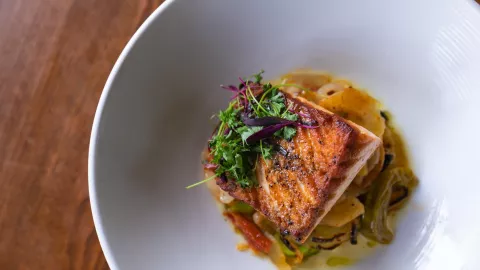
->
xmin=221 ymin=84 xmax=239 ymax=92
xmin=222 ymin=83 xmax=248 ymax=106
xmin=238 ymin=76 xmax=246 ymax=87
xmin=246 ymin=121 xmax=319 ymax=143
xmin=241 ymin=114 xmax=294 ymax=127
xmin=246 ymin=123 xmax=292 ymax=144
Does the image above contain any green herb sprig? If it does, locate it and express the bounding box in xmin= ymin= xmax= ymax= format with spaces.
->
xmin=187 ymin=71 xmax=300 ymax=189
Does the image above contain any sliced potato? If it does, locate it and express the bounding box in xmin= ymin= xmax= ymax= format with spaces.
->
xmin=318 ymin=88 xmax=386 ymax=138
xmin=320 ymin=196 xmax=364 ymax=227
xmin=280 ymin=70 xmax=332 ymax=91
xmin=316 ymin=82 xmax=346 ymax=98
xmin=344 ymin=183 xmax=368 ymax=198
xmin=309 ymin=222 xmax=352 ymax=249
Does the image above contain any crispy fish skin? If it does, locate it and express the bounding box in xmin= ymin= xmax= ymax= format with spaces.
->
xmin=215 ymin=94 xmax=381 ymax=243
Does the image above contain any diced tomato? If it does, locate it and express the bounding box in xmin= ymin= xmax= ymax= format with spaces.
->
xmin=225 ymin=212 xmax=272 ymax=254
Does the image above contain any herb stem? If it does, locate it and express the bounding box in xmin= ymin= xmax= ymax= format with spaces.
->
xmin=281 ymin=102 xmax=294 ymax=118
xmin=185 ymin=174 xmax=217 ymax=189
xmin=246 ymin=85 xmax=268 ymax=114
xmin=217 ymin=121 xmax=226 ymax=137
xmin=259 ymin=86 xmax=275 ymax=105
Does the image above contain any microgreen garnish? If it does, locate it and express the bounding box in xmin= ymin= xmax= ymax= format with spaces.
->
xmin=186 ymin=70 xmax=317 ymax=189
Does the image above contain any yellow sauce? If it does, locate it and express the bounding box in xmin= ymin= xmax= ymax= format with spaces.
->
xmin=326 ymin=257 xmax=352 ymax=267
xmin=297 ymin=236 xmax=374 ymax=269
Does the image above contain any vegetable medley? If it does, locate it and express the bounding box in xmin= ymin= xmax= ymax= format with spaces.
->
xmin=198 ymin=70 xmax=418 ymax=268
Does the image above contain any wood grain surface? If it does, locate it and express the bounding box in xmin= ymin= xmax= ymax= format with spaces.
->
xmin=0 ymin=0 xmax=164 ymax=269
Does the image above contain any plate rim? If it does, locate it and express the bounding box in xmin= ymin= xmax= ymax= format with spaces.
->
xmin=87 ymin=1 xmax=175 ymax=269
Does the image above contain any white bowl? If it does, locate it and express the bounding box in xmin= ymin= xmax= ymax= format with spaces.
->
xmin=89 ymin=0 xmax=480 ymax=269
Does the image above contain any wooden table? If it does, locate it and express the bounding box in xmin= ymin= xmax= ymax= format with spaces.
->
xmin=0 ymin=0 xmax=164 ymax=269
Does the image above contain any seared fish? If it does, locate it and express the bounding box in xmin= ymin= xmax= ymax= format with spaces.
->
xmin=215 ymin=93 xmax=381 ymax=243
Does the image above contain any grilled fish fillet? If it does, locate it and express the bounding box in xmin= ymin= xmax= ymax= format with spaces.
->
xmin=215 ymin=93 xmax=381 ymax=243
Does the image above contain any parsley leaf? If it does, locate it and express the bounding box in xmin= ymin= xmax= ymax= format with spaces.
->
xmin=238 ymin=126 xmax=262 ymax=143
xmin=282 ymin=112 xmax=298 ymax=121
xmin=254 ymin=69 xmax=265 ymax=84
xmin=218 ymin=105 xmax=241 ymax=129
xmin=282 ymin=126 xmax=297 ymax=141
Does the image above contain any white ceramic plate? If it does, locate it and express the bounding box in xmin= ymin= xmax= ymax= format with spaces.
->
xmin=89 ymin=0 xmax=480 ymax=269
